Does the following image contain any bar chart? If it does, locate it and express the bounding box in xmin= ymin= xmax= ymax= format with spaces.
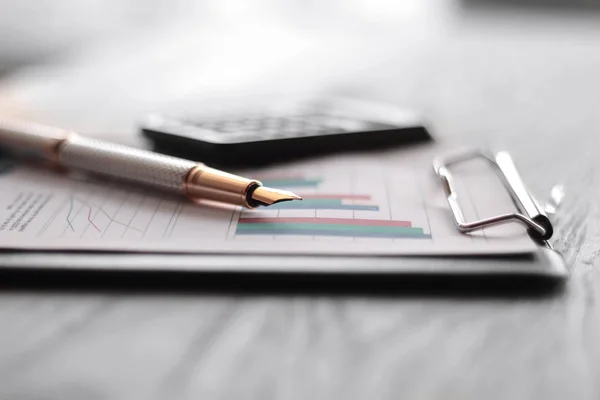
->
xmin=234 ymin=171 xmax=432 ymax=240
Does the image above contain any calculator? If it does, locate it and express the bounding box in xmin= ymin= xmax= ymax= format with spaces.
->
xmin=141 ymin=95 xmax=431 ymax=167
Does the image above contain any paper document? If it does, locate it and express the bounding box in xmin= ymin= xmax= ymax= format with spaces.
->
xmin=0 ymin=156 xmax=536 ymax=255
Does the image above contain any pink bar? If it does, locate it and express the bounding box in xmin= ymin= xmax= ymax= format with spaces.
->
xmin=298 ymin=194 xmax=372 ymax=200
xmin=238 ymin=217 xmax=412 ymax=227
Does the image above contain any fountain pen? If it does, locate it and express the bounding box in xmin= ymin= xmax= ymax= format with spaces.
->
xmin=0 ymin=117 xmax=302 ymax=208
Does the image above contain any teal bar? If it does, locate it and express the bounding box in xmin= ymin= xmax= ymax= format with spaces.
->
xmin=237 ymin=223 xmax=424 ymax=235
xmin=236 ymin=229 xmax=431 ymax=239
xmin=260 ymin=179 xmax=322 ymax=188
xmin=267 ymin=198 xmax=379 ymax=211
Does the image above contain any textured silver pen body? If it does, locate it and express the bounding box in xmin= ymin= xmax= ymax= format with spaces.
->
xmin=59 ymin=135 xmax=196 ymax=193
xmin=0 ymin=117 xmax=195 ymax=194
xmin=58 ymin=136 xmax=262 ymax=207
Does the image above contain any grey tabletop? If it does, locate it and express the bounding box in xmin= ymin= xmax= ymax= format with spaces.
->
xmin=1 ymin=1 xmax=600 ymax=399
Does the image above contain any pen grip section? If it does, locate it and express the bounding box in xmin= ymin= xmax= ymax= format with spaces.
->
xmin=58 ymin=135 xmax=197 ymax=193
xmin=186 ymin=166 xmax=259 ymax=208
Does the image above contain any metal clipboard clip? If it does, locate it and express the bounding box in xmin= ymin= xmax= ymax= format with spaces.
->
xmin=433 ymin=149 xmax=553 ymax=241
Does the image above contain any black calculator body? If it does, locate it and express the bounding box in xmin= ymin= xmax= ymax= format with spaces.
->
xmin=141 ymin=96 xmax=431 ymax=167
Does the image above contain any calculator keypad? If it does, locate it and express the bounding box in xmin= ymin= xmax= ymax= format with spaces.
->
xmin=182 ymin=114 xmax=390 ymax=143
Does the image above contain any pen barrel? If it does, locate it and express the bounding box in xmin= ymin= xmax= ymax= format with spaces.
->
xmin=0 ymin=117 xmax=69 ymax=159
xmin=58 ymin=135 xmax=197 ymax=194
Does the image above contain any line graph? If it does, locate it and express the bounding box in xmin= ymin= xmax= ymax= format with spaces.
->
xmin=64 ymin=195 xmax=145 ymax=236
xmin=36 ymin=179 xmax=184 ymax=240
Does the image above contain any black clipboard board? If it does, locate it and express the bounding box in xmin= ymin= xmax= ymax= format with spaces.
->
xmin=0 ymin=149 xmax=568 ymax=285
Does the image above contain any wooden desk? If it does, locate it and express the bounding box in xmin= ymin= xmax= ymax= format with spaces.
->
xmin=1 ymin=2 xmax=600 ymax=399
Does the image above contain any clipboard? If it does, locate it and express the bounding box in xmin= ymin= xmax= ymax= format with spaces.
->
xmin=0 ymin=149 xmax=568 ymax=282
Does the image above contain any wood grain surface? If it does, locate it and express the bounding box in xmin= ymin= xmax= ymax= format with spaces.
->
xmin=2 ymin=1 xmax=600 ymax=399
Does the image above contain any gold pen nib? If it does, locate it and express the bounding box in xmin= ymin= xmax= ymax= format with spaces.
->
xmin=250 ymin=186 xmax=302 ymax=207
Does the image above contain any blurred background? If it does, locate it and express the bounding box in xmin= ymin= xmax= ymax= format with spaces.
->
xmin=2 ymin=2 xmax=600 ymax=396
xmin=1 ymin=0 xmax=600 ymax=152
